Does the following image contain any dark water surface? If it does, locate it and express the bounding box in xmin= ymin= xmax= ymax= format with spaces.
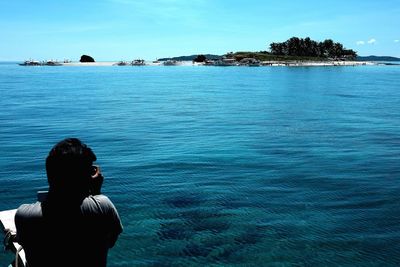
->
xmin=0 ymin=63 xmax=399 ymax=266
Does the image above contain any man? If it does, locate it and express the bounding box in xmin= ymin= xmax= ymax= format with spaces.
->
xmin=15 ymin=138 xmax=123 ymax=267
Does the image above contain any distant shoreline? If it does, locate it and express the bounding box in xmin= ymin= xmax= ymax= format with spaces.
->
xmin=52 ymin=61 xmax=378 ymax=67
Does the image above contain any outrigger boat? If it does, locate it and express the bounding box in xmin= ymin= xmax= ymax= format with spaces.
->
xmin=214 ymin=58 xmax=237 ymax=66
xmin=241 ymin=58 xmax=261 ymax=67
xmin=131 ymin=59 xmax=146 ymax=66
xmin=19 ymin=60 xmax=62 ymax=66
xmin=163 ymin=60 xmax=179 ymax=66
xmin=19 ymin=60 xmax=41 ymax=66
xmin=114 ymin=61 xmax=129 ymax=66
xmin=44 ymin=60 xmax=62 ymax=66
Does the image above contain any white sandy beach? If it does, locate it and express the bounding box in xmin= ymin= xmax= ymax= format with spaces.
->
xmin=62 ymin=62 xmax=122 ymax=66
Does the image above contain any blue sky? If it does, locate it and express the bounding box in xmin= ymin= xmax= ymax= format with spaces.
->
xmin=1 ymin=0 xmax=399 ymax=61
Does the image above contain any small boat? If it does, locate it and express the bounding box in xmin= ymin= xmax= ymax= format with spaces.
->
xmin=114 ymin=61 xmax=129 ymax=66
xmin=19 ymin=60 xmax=41 ymax=66
xmin=239 ymin=58 xmax=261 ymax=67
xmin=214 ymin=58 xmax=237 ymax=66
xmin=131 ymin=59 xmax=146 ymax=66
xmin=163 ymin=60 xmax=179 ymax=66
xmin=44 ymin=60 xmax=62 ymax=66
xmin=204 ymin=59 xmax=216 ymax=66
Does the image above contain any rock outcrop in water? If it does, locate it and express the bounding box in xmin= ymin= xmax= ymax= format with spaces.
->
xmin=80 ymin=55 xmax=95 ymax=62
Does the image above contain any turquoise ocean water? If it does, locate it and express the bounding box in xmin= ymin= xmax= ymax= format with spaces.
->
xmin=0 ymin=63 xmax=399 ymax=266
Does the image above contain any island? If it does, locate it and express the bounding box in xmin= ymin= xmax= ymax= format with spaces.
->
xmin=18 ymin=37 xmax=400 ymax=67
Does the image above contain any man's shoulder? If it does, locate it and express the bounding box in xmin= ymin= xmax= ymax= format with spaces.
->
xmin=84 ymin=194 xmax=114 ymax=206
xmin=16 ymin=202 xmax=42 ymax=219
xmin=82 ymin=194 xmax=117 ymax=213
xmin=89 ymin=194 xmax=112 ymax=203
xmin=14 ymin=202 xmax=43 ymax=228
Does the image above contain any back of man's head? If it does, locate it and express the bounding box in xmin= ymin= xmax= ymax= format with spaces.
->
xmin=46 ymin=138 xmax=96 ymax=196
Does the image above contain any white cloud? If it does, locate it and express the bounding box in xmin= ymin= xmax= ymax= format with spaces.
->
xmin=395 ymin=40 xmax=400 ymax=43
xmin=356 ymin=41 xmax=365 ymax=45
xmin=367 ymin=38 xmax=376 ymax=44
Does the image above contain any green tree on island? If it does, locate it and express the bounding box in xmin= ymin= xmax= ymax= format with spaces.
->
xmin=193 ymin=55 xmax=207 ymax=63
xmin=270 ymin=37 xmax=357 ymax=59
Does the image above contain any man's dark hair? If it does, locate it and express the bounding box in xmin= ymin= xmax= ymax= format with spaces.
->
xmin=46 ymin=138 xmax=96 ymax=194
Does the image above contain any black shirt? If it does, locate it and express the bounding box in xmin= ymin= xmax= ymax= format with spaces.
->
xmin=15 ymin=194 xmax=123 ymax=267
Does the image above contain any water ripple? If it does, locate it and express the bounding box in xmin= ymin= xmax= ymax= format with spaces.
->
xmin=1 ymin=64 xmax=400 ymax=266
